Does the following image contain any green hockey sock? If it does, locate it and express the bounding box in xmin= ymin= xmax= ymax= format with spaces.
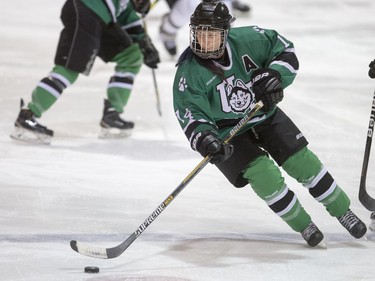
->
xmin=282 ymin=147 xmax=350 ymax=217
xmin=28 ymin=65 xmax=78 ymax=117
xmin=107 ymin=45 xmax=143 ymax=112
xmin=243 ymin=155 xmax=311 ymax=232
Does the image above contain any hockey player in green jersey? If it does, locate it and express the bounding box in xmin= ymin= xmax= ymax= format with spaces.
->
xmin=173 ymin=0 xmax=367 ymax=247
xmin=11 ymin=0 xmax=160 ymax=143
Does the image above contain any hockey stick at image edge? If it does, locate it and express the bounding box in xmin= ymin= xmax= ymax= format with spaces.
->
xmin=359 ymin=59 xmax=375 ymax=211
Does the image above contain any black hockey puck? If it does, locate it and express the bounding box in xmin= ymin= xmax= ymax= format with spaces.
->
xmin=84 ymin=266 xmax=100 ymax=273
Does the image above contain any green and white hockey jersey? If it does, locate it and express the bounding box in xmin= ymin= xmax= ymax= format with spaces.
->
xmin=173 ymin=26 xmax=299 ymax=150
xmin=80 ymin=0 xmax=145 ymax=40
xmin=81 ymin=0 xmax=139 ymax=24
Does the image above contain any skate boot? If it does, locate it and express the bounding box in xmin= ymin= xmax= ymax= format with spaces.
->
xmin=369 ymin=212 xmax=375 ymax=232
xmin=301 ymin=222 xmax=324 ymax=247
xmin=10 ymin=99 xmax=53 ymax=144
xmin=232 ymin=0 xmax=251 ymax=16
xmin=99 ymin=99 xmax=134 ymax=138
xmin=337 ymin=209 xmax=367 ymax=238
xmin=159 ymin=14 xmax=177 ymax=56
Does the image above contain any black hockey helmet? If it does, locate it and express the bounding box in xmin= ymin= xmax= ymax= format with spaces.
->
xmin=189 ymin=0 xmax=235 ymax=59
xmin=190 ymin=0 xmax=234 ymax=30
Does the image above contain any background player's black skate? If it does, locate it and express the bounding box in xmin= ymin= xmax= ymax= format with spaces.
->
xmin=337 ymin=209 xmax=367 ymax=238
xmin=99 ymin=99 xmax=134 ymax=139
xmin=10 ymin=99 xmax=53 ymax=144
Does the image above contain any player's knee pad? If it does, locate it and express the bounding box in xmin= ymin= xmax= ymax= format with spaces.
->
xmin=282 ymin=147 xmax=322 ymax=183
xmin=242 ymin=155 xmax=285 ymax=199
xmin=51 ymin=65 xmax=79 ymax=85
xmin=112 ymin=44 xmax=143 ymax=74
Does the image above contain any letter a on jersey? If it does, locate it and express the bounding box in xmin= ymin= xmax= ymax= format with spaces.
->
xmin=242 ymin=55 xmax=258 ymax=74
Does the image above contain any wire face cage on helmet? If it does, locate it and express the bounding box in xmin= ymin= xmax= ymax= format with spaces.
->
xmin=189 ymin=1 xmax=235 ymax=59
xmin=190 ymin=25 xmax=228 ymax=59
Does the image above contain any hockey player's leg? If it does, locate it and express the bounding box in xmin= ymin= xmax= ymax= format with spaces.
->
xmin=282 ymin=147 xmax=367 ymax=238
xmin=28 ymin=65 xmax=78 ymax=117
xmin=107 ymin=44 xmax=143 ymax=112
xmin=11 ymin=65 xmax=78 ymax=144
xmin=100 ymin=45 xmax=142 ymax=138
xmin=242 ymin=155 xmax=324 ymax=247
xmin=159 ymin=0 xmax=200 ymax=56
xmin=159 ymin=13 xmax=178 ymax=56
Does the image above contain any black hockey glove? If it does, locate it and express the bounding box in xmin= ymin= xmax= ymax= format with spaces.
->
xmin=138 ymin=35 xmax=160 ymax=69
xmin=369 ymin=59 xmax=375 ymax=79
xmin=251 ymin=68 xmax=283 ymax=112
xmin=195 ymin=131 xmax=234 ymax=164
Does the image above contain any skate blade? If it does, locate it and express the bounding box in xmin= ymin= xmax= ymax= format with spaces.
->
xmin=306 ymin=239 xmax=327 ymax=249
xmin=10 ymin=127 xmax=52 ymax=145
xmin=98 ymin=127 xmax=132 ymax=139
xmin=316 ymin=240 xmax=327 ymax=249
xmin=362 ymin=235 xmax=369 ymax=241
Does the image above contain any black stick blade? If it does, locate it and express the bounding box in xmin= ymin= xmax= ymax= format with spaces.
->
xmin=359 ymin=185 xmax=375 ymax=211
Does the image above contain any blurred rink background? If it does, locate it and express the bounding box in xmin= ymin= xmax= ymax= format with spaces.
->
xmin=1 ymin=0 xmax=375 ymax=280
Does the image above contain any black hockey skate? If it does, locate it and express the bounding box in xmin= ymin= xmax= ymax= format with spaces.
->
xmin=337 ymin=209 xmax=367 ymax=238
xmin=159 ymin=14 xmax=177 ymax=56
xmin=99 ymin=99 xmax=134 ymax=138
xmin=301 ymin=222 xmax=324 ymax=247
xmin=10 ymin=99 xmax=53 ymax=144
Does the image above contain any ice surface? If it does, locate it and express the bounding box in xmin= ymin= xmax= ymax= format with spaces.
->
xmin=1 ymin=0 xmax=375 ymax=280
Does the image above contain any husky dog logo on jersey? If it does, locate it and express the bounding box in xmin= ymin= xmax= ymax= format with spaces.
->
xmin=227 ymin=80 xmax=253 ymax=113
xmin=217 ymin=77 xmax=255 ymax=114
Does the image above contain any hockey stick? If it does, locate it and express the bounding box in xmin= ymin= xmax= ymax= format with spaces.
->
xmin=140 ymin=15 xmax=162 ymax=116
xmin=359 ymin=90 xmax=375 ymax=211
xmin=152 ymin=69 xmax=162 ymax=116
xmin=70 ymin=101 xmax=263 ymax=259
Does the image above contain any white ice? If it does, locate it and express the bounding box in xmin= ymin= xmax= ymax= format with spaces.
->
xmin=1 ymin=0 xmax=375 ymax=280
